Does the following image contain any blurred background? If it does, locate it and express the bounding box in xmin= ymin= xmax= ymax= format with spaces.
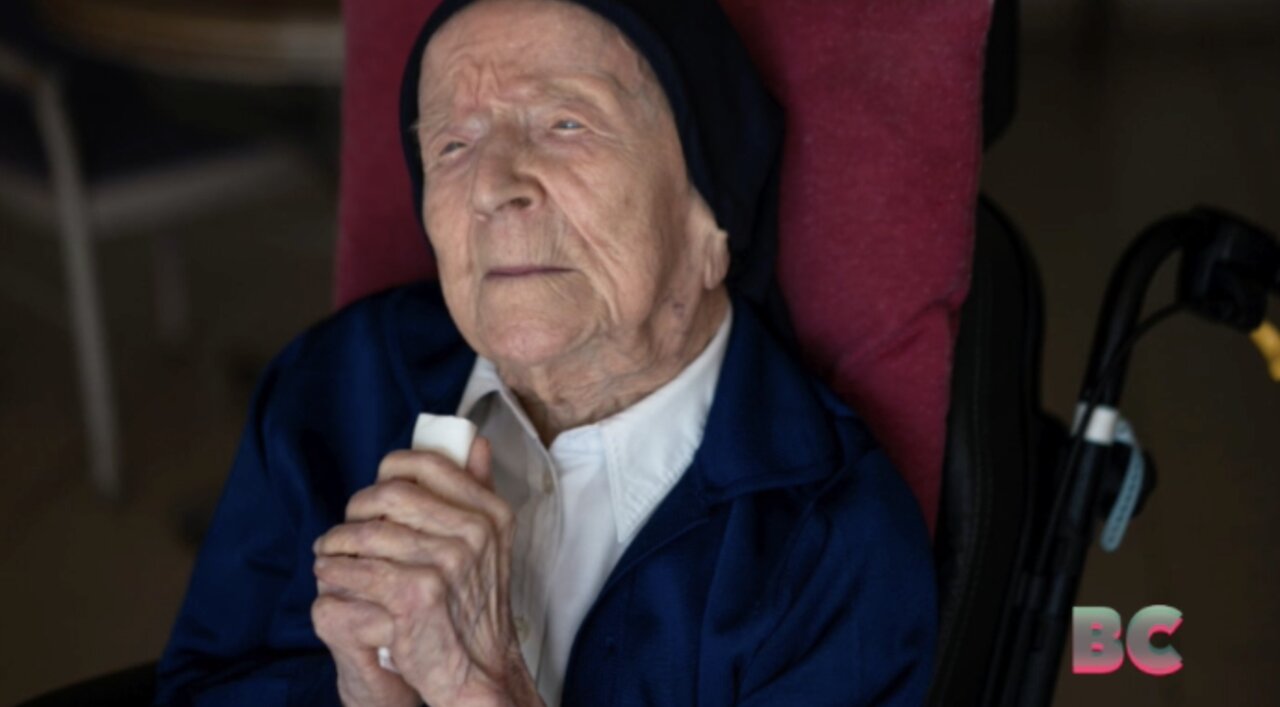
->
xmin=0 ymin=0 xmax=1276 ymax=704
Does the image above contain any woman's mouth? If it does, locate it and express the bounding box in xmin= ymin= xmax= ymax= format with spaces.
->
xmin=485 ymin=266 xmax=572 ymax=278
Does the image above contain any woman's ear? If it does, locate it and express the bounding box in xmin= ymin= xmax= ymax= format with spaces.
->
xmin=703 ymin=225 xmax=730 ymax=290
xmin=687 ymin=188 xmax=730 ymax=290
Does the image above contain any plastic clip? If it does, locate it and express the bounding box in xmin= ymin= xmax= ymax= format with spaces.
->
xmin=1072 ymin=403 xmax=1120 ymax=445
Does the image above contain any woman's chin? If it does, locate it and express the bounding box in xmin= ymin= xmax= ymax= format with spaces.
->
xmin=476 ymin=315 xmax=590 ymax=369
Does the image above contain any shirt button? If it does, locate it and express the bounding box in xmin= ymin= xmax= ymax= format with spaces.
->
xmin=541 ymin=471 xmax=554 ymax=494
xmin=515 ymin=615 xmax=529 ymax=640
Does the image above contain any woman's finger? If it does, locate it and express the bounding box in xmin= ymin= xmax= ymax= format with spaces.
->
xmin=466 ymin=436 xmax=493 ymax=489
xmin=374 ymin=450 xmax=511 ymax=529
xmin=313 ymin=555 xmax=450 ymax=620
xmin=343 ymin=480 xmax=503 ymax=553
xmin=311 ymin=594 xmax=395 ymax=651
xmin=315 ymin=520 xmax=475 ymax=576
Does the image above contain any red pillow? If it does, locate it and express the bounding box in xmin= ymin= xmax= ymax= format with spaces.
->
xmin=335 ymin=0 xmax=989 ymax=534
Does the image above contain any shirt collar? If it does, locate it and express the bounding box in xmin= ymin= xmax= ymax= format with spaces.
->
xmin=456 ymin=304 xmax=734 ymax=545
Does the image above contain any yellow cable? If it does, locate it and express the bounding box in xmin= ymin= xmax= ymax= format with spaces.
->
xmin=1250 ymin=320 xmax=1280 ymax=382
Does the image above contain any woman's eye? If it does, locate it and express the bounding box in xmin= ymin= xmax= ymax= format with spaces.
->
xmin=439 ymin=140 xmax=467 ymax=157
xmin=552 ymin=119 xmax=584 ymax=131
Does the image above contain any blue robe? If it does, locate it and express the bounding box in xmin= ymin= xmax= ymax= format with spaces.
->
xmin=155 ymin=281 xmax=936 ymax=706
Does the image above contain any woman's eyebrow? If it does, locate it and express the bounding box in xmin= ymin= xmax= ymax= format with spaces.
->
xmin=535 ymin=75 xmax=631 ymax=114
xmin=414 ymin=103 xmax=452 ymax=140
xmin=413 ymin=72 xmax=631 ymax=141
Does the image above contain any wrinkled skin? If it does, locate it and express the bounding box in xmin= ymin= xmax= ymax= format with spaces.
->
xmin=313 ymin=443 xmax=535 ymax=707
xmin=313 ymin=0 xmax=730 ymax=705
xmin=419 ymin=0 xmax=730 ymax=441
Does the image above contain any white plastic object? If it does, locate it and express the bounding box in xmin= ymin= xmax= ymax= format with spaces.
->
xmin=410 ymin=413 xmax=477 ymax=467
xmin=1072 ymin=402 xmax=1120 ymax=445
xmin=377 ymin=414 xmax=479 ymax=674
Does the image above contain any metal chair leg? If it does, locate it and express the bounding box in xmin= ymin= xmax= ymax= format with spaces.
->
xmin=32 ymin=70 xmax=122 ymax=499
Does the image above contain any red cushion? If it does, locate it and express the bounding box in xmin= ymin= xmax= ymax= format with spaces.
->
xmin=336 ymin=0 xmax=439 ymax=294
xmin=336 ymin=0 xmax=989 ymax=535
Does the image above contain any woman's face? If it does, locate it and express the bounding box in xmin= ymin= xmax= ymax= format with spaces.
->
xmin=416 ymin=0 xmax=727 ymax=371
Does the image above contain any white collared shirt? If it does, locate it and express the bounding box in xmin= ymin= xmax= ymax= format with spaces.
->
xmin=454 ymin=305 xmax=732 ymax=706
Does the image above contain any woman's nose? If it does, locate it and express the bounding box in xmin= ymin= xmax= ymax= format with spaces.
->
xmin=470 ymin=132 xmax=544 ymax=218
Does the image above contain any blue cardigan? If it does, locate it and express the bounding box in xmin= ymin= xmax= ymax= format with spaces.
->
xmin=156 ymin=282 xmax=936 ymax=706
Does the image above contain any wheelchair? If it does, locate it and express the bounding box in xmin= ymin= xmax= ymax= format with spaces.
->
xmin=17 ymin=0 xmax=1280 ymax=704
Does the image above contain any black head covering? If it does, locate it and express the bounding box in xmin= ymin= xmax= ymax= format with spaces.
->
xmin=399 ymin=0 xmax=793 ymax=342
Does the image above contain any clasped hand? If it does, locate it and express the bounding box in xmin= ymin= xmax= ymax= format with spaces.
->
xmin=311 ymin=439 xmax=543 ymax=707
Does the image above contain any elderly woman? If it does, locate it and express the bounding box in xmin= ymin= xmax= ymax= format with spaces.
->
xmin=156 ymin=0 xmax=935 ymax=705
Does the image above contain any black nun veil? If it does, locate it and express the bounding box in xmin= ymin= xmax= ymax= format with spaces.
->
xmin=398 ymin=0 xmax=794 ymax=345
